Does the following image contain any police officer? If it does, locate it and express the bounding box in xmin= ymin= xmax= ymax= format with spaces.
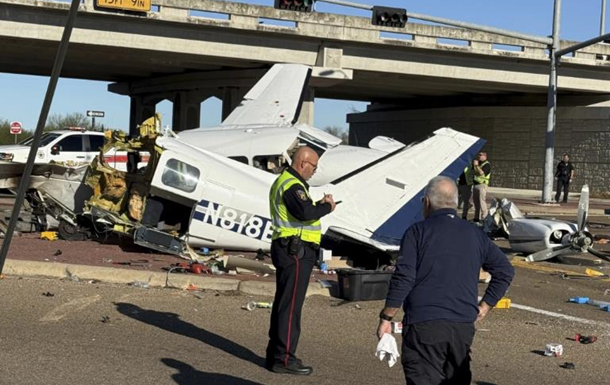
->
xmin=555 ymin=154 xmax=575 ymax=203
xmin=457 ymin=165 xmax=473 ymax=220
xmin=472 ymin=152 xmax=491 ymax=222
xmin=265 ymin=146 xmax=336 ymax=375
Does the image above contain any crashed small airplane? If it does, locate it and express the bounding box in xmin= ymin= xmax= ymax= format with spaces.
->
xmin=8 ymin=64 xmax=484 ymax=259
xmin=502 ymin=185 xmax=610 ymax=262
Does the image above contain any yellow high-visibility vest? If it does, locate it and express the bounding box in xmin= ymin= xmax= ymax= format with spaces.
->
xmin=269 ymin=170 xmax=322 ymax=244
xmin=464 ymin=166 xmax=474 ymax=186
xmin=473 ymin=161 xmax=491 ymax=185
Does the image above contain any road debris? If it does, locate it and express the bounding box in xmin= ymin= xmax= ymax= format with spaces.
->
xmin=494 ymin=297 xmax=511 ymax=309
xmin=575 ymin=334 xmax=597 ymax=344
xmin=223 ymin=255 xmax=275 ymax=275
xmin=53 ymin=249 xmax=62 ymax=256
xmin=128 ymin=281 xmax=150 ymax=289
xmin=42 ymin=291 xmax=54 ymax=297
xmin=354 ymin=304 xmax=362 ymax=310
xmin=186 ymin=284 xmax=198 ymax=291
xmin=569 ymin=297 xmax=589 ymax=304
xmin=101 ymin=316 xmax=111 ymax=323
xmin=40 ymin=231 xmax=58 ymax=241
xmin=560 ymin=362 xmax=575 ymax=370
xmin=66 ymin=271 xmax=80 ymax=282
xmin=585 ymin=268 xmax=608 ymax=278
xmin=544 ymin=343 xmax=563 ymax=357
xmin=243 ymin=301 xmax=273 ymax=311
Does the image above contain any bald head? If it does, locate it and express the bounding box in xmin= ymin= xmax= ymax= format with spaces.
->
xmin=424 ymin=176 xmax=458 ymax=212
xmin=292 ymin=146 xmax=318 ymax=164
xmin=292 ymin=146 xmax=319 ymax=181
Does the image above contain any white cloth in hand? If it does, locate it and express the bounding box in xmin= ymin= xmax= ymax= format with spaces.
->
xmin=375 ymin=333 xmax=400 ymax=367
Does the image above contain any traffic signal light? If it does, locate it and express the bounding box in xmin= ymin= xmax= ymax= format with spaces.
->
xmin=371 ymin=6 xmax=407 ymax=28
xmin=274 ymin=0 xmax=314 ymax=12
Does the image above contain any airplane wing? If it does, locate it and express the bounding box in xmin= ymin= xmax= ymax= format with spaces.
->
xmin=318 ymin=128 xmax=485 ymax=251
xmin=221 ymin=64 xmax=312 ymax=127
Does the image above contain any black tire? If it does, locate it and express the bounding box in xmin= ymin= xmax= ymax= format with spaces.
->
xmin=58 ymin=220 xmax=89 ymax=241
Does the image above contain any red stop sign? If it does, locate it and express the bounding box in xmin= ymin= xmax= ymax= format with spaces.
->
xmin=9 ymin=121 xmax=22 ymax=135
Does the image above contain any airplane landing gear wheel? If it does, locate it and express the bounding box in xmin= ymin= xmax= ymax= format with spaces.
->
xmin=58 ymin=220 xmax=89 ymax=241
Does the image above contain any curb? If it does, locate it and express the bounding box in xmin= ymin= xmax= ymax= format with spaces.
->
xmin=2 ymin=259 xmax=330 ymax=298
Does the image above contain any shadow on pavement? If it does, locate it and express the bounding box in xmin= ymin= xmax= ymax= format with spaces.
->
xmin=162 ymin=358 xmax=266 ymax=385
xmin=476 ymin=382 xmax=499 ymax=385
xmin=530 ymin=349 xmax=547 ymax=356
xmin=115 ymin=303 xmax=265 ymax=367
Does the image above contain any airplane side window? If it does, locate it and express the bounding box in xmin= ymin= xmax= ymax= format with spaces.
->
xmin=161 ymin=158 xmax=200 ymax=193
xmin=253 ymin=155 xmax=284 ymax=174
xmin=229 ymin=156 xmax=249 ymax=165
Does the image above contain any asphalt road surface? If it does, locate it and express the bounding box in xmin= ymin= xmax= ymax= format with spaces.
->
xmin=1 ymin=263 xmax=610 ymax=385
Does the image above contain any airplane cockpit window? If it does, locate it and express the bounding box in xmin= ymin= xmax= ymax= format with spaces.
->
xmin=253 ymin=155 xmax=284 ymax=174
xmin=161 ymin=158 xmax=200 ymax=193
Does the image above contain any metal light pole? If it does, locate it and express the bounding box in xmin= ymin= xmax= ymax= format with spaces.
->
xmin=0 ymin=0 xmax=80 ymax=274
xmin=541 ymin=0 xmax=562 ymax=203
xmin=602 ymin=0 xmax=607 ymax=35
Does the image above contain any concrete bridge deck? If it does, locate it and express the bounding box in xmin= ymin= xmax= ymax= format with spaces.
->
xmin=2 ymin=0 xmax=610 ymax=104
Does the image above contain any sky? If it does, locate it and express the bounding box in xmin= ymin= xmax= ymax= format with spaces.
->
xmin=0 ymin=0 xmax=607 ymax=132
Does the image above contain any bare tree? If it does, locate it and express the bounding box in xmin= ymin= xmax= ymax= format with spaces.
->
xmin=45 ymin=112 xmax=91 ymax=131
xmin=322 ymin=126 xmax=349 ymax=144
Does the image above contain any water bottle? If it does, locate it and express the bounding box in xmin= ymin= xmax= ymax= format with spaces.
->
xmin=320 ymin=262 xmax=328 ymax=274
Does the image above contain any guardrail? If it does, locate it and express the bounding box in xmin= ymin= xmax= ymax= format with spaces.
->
xmin=5 ymin=0 xmax=610 ymax=64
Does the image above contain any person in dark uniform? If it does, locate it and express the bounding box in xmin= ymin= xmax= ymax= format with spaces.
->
xmin=266 ymin=146 xmax=336 ymax=375
xmin=457 ymin=166 xmax=473 ymax=220
xmin=376 ymin=176 xmax=514 ymax=385
xmin=555 ymin=154 xmax=575 ymax=203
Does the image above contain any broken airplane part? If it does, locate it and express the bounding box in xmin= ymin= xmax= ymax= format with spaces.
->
xmin=508 ymin=185 xmax=610 ymax=262
xmin=176 ymin=64 xmax=407 ymax=186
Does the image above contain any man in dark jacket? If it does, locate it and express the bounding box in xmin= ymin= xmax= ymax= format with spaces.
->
xmin=555 ymin=154 xmax=575 ymax=203
xmin=376 ymin=176 xmax=514 ymax=385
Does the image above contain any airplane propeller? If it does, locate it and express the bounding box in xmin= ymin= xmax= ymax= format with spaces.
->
xmin=526 ymin=184 xmax=610 ymax=263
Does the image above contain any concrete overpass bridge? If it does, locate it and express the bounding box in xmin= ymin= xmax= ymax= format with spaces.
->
xmin=3 ymin=0 xmax=610 ymax=132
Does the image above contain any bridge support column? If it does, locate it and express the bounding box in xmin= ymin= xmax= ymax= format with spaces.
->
xmin=221 ymin=87 xmax=248 ymax=121
xmin=129 ymin=96 xmax=157 ymax=136
xmin=172 ymin=91 xmax=205 ymax=132
xmin=297 ymin=88 xmax=315 ymax=125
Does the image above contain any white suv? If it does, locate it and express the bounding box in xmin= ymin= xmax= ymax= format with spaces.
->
xmin=0 ymin=129 xmax=106 ymax=166
xmin=0 ymin=129 xmax=148 ymax=171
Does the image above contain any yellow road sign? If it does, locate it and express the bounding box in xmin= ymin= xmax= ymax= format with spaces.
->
xmin=97 ymin=0 xmax=151 ymax=13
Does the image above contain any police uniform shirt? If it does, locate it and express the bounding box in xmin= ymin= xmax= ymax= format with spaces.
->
xmin=458 ymin=171 xmax=468 ymax=186
xmin=555 ymin=161 xmax=574 ymax=179
xmin=282 ymin=167 xmax=332 ymax=221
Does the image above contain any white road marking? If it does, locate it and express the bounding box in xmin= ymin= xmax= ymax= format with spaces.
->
xmin=479 ymin=296 xmax=610 ymax=327
xmin=40 ymin=295 xmax=101 ymax=322
xmin=511 ymin=303 xmax=610 ymax=327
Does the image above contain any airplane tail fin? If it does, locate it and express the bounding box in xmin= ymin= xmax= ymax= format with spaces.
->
xmin=221 ymin=64 xmax=312 ymax=127
xmin=325 ymin=128 xmax=485 ymax=249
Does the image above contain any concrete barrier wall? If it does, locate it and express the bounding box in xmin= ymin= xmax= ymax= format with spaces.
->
xmin=347 ymin=107 xmax=610 ymax=194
